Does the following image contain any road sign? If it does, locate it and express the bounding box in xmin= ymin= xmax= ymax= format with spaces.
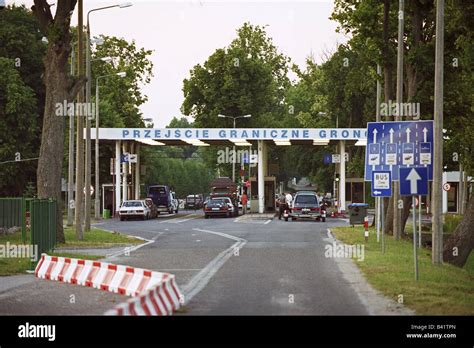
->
xmin=128 ymin=154 xmax=137 ymax=163
xmin=365 ymin=121 xmax=434 ymax=181
xmin=443 ymin=183 xmax=451 ymax=191
xmin=399 ymin=167 xmax=429 ymax=196
xmin=332 ymin=154 xmax=341 ymax=163
xmin=323 ymin=154 xmax=332 ymax=165
xmin=371 ymin=171 xmax=392 ymax=197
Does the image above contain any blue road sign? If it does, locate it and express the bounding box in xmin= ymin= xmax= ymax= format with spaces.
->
xmin=399 ymin=167 xmax=429 ymax=196
xmin=371 ymin=171 xmax=392 ymax=197
xmin=364 ymin=121 xmax=434 ymax=181
xmin=323 ymin=154 xmax=332 ymax=165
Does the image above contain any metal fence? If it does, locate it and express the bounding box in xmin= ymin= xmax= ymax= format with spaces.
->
xmin=0 ymin=197 xmax=57 ymax=261
xmin=30 ymin=199 xmax=57 ymax=258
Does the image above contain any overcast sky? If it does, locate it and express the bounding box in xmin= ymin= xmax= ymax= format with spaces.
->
xmin=13 ymin=0 xmax=348 ymax=127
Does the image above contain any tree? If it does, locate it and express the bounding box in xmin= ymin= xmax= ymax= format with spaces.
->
xmin=182 ymin=22 xmax=290 ymax=128
xmin=0 ymin=5 xmax=46 ymax=196
xmin=0 ymin=58 xmax=38 ymax=195
xmin=31 ymin=0 xmax=85 ymax=243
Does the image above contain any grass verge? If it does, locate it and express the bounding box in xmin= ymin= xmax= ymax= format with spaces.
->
xmin=0 ymin=227 xmax=143 ymax=275
xmin=331 ymin=226 xmax=474 ymax=315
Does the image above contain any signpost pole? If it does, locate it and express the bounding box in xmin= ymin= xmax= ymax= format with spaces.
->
xmin=381 ymin=198 xmax=385 ymax=254
xmin=413 ymin=195 xmax=419 ymax=280
xmin=418 ymin=194 xmax=422 ymax=248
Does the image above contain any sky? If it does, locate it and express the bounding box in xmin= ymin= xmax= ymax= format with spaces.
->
xmin=12 ymin=0 xmax=348 ymax=127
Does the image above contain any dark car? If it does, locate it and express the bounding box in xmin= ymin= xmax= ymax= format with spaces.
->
xmin=204 ymin=197 xmax=235 ymax=218
xmin=289 ymin=191 xmax=322 ymax=221
xmin=147 ymin=185 xmax=173 ymax=214
xmin=185 ymin=194 xmax=204 ymax=210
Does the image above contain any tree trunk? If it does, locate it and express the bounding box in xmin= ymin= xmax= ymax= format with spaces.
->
xmin=37 ymin=46 xmax=70 ymax=243
xmin=32 ymin=0 xmax=83 ymax=243
xmin=443 ymin=194 xmax=474 ymax=267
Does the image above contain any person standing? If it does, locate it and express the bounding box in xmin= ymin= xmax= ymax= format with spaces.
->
xmin=278 ymin=193 xmax=287 ymax=219
xmin=241 ymin=191 xmax=248 ymax=215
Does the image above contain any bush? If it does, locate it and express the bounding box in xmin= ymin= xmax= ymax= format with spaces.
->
xmin=444 ymin=214 xmax=463 ymax=233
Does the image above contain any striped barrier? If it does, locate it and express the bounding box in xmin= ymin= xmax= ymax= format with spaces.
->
xmin=35 ymin=254 xmax=183 ymax=315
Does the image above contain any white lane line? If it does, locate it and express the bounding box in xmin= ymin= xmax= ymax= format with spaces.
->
xmin=181 ymin=228 xmax=247 ymax=305
xmin=264 ymin=219 xmax=272 ymax=225
xmin=94 ymin=227 xmax=163 ymax=259
xmin=159 ymin=214 xmax=198 ymax=224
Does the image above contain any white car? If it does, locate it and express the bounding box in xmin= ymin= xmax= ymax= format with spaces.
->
xmin=119 ymin=200 xmax=151 ymax=221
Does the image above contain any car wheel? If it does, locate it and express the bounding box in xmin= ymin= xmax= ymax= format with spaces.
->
xmin=291 ymin=217 xmax=296 ymax=221
xmin=284 ymin=217 xmax=288 ymax=222
xmin=120 ymin=217 xmax=125 ymax=221
xmin=322 ymin=217 xmax=326 ymax=222
xmin=205 ymin=214 xmax=209 ymax=219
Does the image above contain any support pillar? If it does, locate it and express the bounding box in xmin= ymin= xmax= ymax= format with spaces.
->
xmin=115 ymin=140 xmax=121 ymax=215
xmin=135 ymin=143 xmax=140 ymax=199
xmin=339 ymin=140 xmax=346 ymax=212
xmin=258 ymin=140 xmax=264 ymax=214
xmin=122 ymin=142 xmax=128 ymax=203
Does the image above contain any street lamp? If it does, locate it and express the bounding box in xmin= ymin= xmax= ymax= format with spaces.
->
xmin=94 ymin=71 xmax=127 ymax=219
xmin=218 ymin=114 xmax=252 ymax=182
xmin=85 ymin=2 xmax=133 ymax=227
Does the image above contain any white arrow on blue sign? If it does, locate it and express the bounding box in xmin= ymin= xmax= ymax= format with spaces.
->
xmin=371 ymin=170 xmax=392 ymax=197
xmin=399 ymin=167 xmax=429 ymax=196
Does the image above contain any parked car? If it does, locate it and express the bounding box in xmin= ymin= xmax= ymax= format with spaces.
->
xmin=144 ymin=198 xmax=158 ymax=219
xmin=119 ymin=200 xmax=151 ymax=221
xmin=289 ymin=191 xmax=323 ymax=221
xmin=204 ymin=197 xmax=235 ymax=218
xmin=170 ymin=191 xmax=179 ymax=214
xmin=147 ymin=185 xmax=174 ymax=214
xmin=185 ymin=194 xmax=204 ymax=209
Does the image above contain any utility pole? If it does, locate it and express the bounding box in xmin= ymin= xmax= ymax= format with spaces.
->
xmin=67 ymin=47 xmax=75 ymax=226
xmin=75 ymin=0 xmax=85 ymax=240
xmin=84 ymin=19 xmax=92 ymax=231
xmin=393 ymin=0 xmax=404 ymax=241
xmin=432 ymin=0 xmax=445 ymax=265
xmin=376 ymin=63 xmax=382 ymax=242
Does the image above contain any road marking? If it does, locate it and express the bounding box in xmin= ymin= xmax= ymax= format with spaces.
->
xmin=160 ymin=214 xmax=198 ymax=224
xmin=182 ymin=228 xmax=247 ymax=304
xmin=264 ymin=219 xmax=271 ymax=225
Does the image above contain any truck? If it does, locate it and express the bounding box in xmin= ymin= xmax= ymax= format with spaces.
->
xmin=208 ymin=177 xmax=239 ymax=217
xmin=146 ymin=184 xmax=178 ymax=214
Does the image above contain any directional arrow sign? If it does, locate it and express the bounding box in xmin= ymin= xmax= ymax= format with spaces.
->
xmin=399 ymin=167 xmax=428 ymax=196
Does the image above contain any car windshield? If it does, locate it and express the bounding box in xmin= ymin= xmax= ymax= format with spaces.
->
xmin=149 ymin=187 xmax=167 ymax=196
xmin=122 ymin=201 xmax=143 ymax=207
xmin=209 ymin=199 xmax=228 ymax=205
xmin=295 ymin=195 xmax=317 ymax=205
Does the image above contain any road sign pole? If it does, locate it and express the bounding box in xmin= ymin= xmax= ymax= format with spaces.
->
xmin=413 ymin=196 xmax=419 ymax=280
xmin=381 ymin=198 xmax=385 ymax=254
xmin=418 ymin=194 xmax=422 ymax=248
xmin=432 ymin=0 xmax=444 ymax=265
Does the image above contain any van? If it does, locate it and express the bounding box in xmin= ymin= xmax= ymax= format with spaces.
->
xmin=147 ymin=185 xmax=175 ymax=214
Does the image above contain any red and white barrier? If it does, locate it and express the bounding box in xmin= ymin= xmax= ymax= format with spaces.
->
xmin=35 ymin=254 xmax=183 ymax=315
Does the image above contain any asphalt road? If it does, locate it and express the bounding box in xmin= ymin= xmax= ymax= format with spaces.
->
xmin=97 ymin=210 xmax=368 ymax=315
xmin=0 ymin=210 xmax=368 ymax=315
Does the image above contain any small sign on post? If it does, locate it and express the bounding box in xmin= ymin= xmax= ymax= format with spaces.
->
xmin=399 ymin=166 xmax=429 ymax=281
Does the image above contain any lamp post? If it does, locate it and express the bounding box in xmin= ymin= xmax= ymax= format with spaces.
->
xmin=85 ymin=2 xmax=133 ymax=228
xmin=95 ymin=71 xmax=127 ymax=219
xmin=218 ymin=114 xmax=251 ymax=182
